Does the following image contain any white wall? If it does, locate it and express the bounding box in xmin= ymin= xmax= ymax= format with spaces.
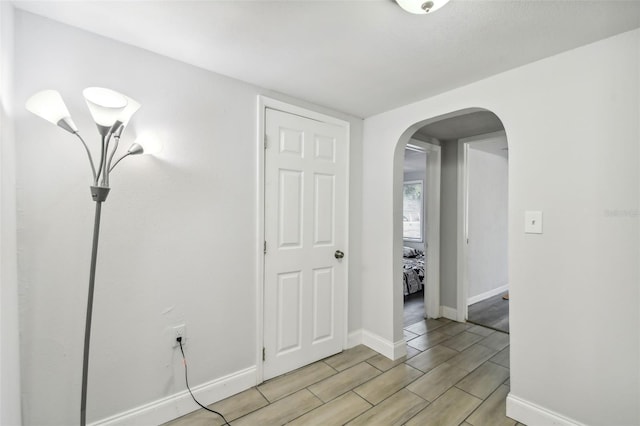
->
xmin=466 ymin=139 xmax=508 ymax=302
xmin=439 ymin=140 xmax=457 ymax=309
xmin=14 ymin=11 xmax=363 ymax=425
xmin=362 ymin=29 xmax=639 ymax=425
xmin=0 ymin=3 xmax=22 ymax=426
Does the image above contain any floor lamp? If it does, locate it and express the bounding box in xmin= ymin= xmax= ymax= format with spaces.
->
xmin=26 ymin=87 xmax=145 ymax=426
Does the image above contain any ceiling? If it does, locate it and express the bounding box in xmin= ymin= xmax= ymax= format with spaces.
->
xmin=414 ymin=110 xmax=504 ymax=140
xmin=406 ymin=110 xmax=506 ymax=173
xmin=13 ymin=0 xmax=640 ymax=118
xmin=404 ymin=148 xmax=426 ymax=174
xmin=470 ymin=138 xmax=509 ymax=158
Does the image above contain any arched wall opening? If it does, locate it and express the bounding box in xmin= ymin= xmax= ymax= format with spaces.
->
xmin=392 ymin=107 xmax=509 ymax=350
xmin=359 ymin=32 xmax=639 ymax=423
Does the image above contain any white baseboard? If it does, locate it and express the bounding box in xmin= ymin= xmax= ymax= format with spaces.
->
xmin=467 ymin=284 xmax=509 ymax=306
xmin=440 ymin=306 xmax=458 ymax=321
xmin=392 ymin=339 xmax=407 ymax=360
xmin=347 ymin=329 xmax=363 ymax=348
xmin=361 ymin=329 xmax=406 ymax=360
xmin=506 ymin=393 xmax=586 ymax=426
xmin=90 ymin=366 xmax=257 ymax=426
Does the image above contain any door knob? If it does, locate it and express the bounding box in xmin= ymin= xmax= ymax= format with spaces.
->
xmin=334 ymin=250 xmax=345 ymax=259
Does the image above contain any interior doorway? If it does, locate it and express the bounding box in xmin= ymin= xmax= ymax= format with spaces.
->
xmin=402 ymin=145 xmax=427 ymax=327
xmin=395 ymin=109 xmax=508 ymax=347
xmin=258 ymin=97 xmax=351 ymax=382
xmin=401 ymin=140 xmax=441 ymax=327
xmin=458 ymin=132 xmax=509 ymax=332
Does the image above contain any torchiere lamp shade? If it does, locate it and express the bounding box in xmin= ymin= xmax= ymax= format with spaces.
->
xmin=83 ymin=87 xmax=128 ymax=132
xmin=25 ymin=89 xmax=78 ymax=133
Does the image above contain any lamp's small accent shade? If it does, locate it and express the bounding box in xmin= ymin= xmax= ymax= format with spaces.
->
xmin=25 ymin=90 xmax=78 ymax=133
xmin=83 ymin=87 xmax=127 ymax=128
xmin=134 ymin=132 xmax=162 ymax=155
xmin=127 ymin=143 xmax=144 ymax=155
xmin=395 ymin=0 xmax=450 ymax=14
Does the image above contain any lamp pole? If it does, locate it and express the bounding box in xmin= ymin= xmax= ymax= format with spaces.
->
xmin=80 ymin=186 xmax=110 ymax=426
xmin=25 ymin=87 xmax=144 ymax=426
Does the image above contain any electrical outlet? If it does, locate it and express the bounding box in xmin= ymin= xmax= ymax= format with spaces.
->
xmin=172 ymin=324 xmax=186 ymax=347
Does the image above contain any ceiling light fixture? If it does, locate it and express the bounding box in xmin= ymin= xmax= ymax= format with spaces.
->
xmin=395 ymin=0 xmax=450 ymax=14
xmin=25 ymin=87 xmax=148 ymax=426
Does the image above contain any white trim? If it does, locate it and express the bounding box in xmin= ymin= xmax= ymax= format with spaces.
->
xmin=361 ymin=330 xmax=407 ymax=360
xmin=255 ymin=97 xmax=266 ymax=384
xmin=257 ymin=96 xmax=351 ymax=382
xmin=440 ymin=306 xmax=458 ymax=321
xmin=343 ymin=118 xmax=351 ymax=351
xmin=456 ymin=131 xmax=507 ymax=322
xmin=407 ymin=138 xmax=441 ymax=319
xmin=456 ymin=139 xmax=469 ymax=322
xmin=467 ymin=284 xmax=509 ymax=306
xmin=506 ymin=393 xmax=587 ymax=426
xmin=347 ymin=329 xmax=363 ymax=348
xmin=424 ymin=142 xmax=441 ymax=319
xmin=259 ymin=97 xmax=351 ymax=128
xmin=392 ymin=339 xmax=408 ymax=360
xmin=90 ymin=366 xmax=257 ymax=426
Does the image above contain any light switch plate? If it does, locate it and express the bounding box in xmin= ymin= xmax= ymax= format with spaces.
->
xmin=525 ymin=211 xmax=543 ymax=234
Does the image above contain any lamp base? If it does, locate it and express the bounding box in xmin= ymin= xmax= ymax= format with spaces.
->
xmin=90 ymin=186 xmax=110 ymax=202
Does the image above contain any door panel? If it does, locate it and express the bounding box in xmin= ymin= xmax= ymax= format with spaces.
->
xmin=312 ymin=267 xmax=334 ymax=342
xmin=314 ymin=174 xmax=335 ymax=245
xmin=276 ymin=271 xmax=302 ymax=353
xmin=278 ymin=170 xmax=303 ymax=248
xmin=264 ymin=108 xmax=347 ymax=380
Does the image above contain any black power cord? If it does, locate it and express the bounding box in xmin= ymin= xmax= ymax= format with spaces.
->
xmin=177 ymin=337 xmax=231 ymax=425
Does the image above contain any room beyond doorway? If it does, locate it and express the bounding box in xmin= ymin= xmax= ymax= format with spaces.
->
xmin=404 ymin=291 xmax=425 ymax=327
xmin=396 ymin=109 xmax=509 ymax=348
xmin=402 ymin=146 xmax=428 ymax=325
xmin=401 ymin=141 xmax=441 ymax=321
xmin=458 ymin=132 xmax=509 ymax=328
xmin=468 ymin=293 xmax=509 ymax=333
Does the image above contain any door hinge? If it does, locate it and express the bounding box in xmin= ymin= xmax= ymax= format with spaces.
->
xmin=264 ymin=241 xmax=267 ymax=254
xmin=264 ymin=135 xmax=268 ymax=149
xmin=262 ymin=347 xmax=266 ymax=361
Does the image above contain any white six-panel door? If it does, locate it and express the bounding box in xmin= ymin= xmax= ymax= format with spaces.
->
xmin=263 ymin=108 xmax=347 ymax=380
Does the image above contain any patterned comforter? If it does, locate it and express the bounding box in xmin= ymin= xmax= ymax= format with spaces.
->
xmin=403 ymin=253 xmax=425 ymax=296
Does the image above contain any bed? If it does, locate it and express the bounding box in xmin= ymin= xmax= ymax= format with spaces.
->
xmin=403 ymin=246 xmax=425 ymax=296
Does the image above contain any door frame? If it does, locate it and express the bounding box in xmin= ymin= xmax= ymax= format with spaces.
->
xmin=404 ymin=139 xmax=441 ymax=319
xmin=256 ymin=96 xmax=350 ymax=383
xmin=456 ymin=130 xmax=507 ymax=322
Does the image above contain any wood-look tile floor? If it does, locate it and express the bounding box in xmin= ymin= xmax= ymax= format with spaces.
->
xmin=164 ymin=319 xmax=524 ymax=426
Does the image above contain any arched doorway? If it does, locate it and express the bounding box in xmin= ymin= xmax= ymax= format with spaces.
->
xmin=393 ymin=108 xmax=509 ymax=348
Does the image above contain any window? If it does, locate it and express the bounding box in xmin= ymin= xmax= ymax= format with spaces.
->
xmin=403 ymin=180 xmax=423 ymax=241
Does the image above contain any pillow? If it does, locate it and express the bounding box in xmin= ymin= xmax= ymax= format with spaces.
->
xmin=403 ymin=246 xmax=418 ymax=258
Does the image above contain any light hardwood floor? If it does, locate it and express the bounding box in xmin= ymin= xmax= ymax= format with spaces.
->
xmin=165 ymin=318 xmax=523 ymax=425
